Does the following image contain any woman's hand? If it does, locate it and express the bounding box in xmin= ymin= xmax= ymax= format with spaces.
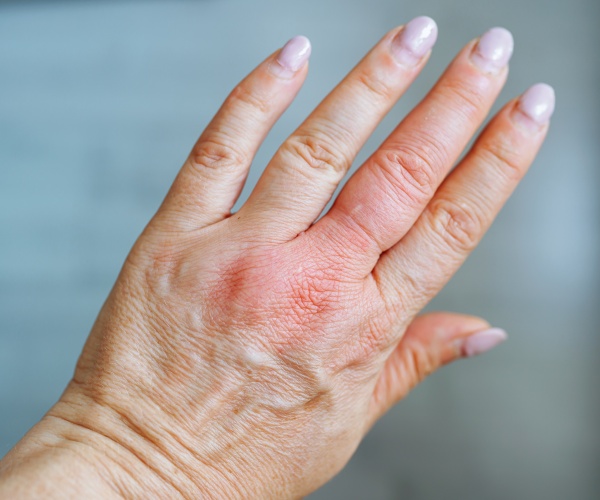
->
xmin=0 ymin=17 xmax=554 ymax=499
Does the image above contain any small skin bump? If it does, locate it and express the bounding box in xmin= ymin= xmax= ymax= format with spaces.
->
xmin=244 ymin=348 xmax=274 ymax=368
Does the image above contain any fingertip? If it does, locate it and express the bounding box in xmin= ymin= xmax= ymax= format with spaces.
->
xmin=402 ymin=312 xmax=492 ymax=365
xmin=460 ymin=327 xmax=508 ymax=358
xmin=470 ymin=27 xmax=514 ymax=74
xmin=270 ymin=35 xmax=312 ymax=79
xmin=391 ymin=16 xmax=438 ymax=67
xmin=511 ymin=82 xmax=556 ymax=131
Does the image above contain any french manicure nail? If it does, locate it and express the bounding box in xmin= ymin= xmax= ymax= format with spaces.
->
xmin=272 ymin=36 xmax=312 ymax=78
xmin=461 ymin=328 xmax=508 ymax=357
xmin=513 ymin=83 xmax=556 ymax=128
xmin=471 ymin=27 xmax=514 ymax=73
xmin=391 ymin=16 xmax=438 ymax=67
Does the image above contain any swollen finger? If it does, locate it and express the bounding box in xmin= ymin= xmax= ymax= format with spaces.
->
xmin=315 ymin=28 xmax=514 ymax=273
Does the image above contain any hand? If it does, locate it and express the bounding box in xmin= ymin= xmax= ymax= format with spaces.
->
xmin=0 ymin=17 xmax=554 ymax=499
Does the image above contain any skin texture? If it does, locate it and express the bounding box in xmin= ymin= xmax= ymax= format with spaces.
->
xmin=0 ymin=18 xmax=552 ymax=499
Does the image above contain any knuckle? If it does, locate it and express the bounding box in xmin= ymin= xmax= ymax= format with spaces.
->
xmin=355 ymin=68 xmax=393 ymax=102
xmin=376 ymin=267 xmax=424 ymax=324
xmin=372 ymin=146 xmax=438 ymax=204
xmin=404 ymin=343 xmax=436 ymax=385
xmin=427 ymin=197 xmax=483 ymax=253
xmin=190 ymin=139 xmax=246 ymax=174
xmin=360 ymin=311 xmax=393 ymax=359
xmin=335 ymin=305 xmax=391 ymax=372
xmin=135 ymin=237 xmax=188 ymax=298
xmin=440 ymin=78 xmax=487 ymax=120
xmin=285 ymin=134 xmax=348 ymax=175
xmin=479 ymin=139 xmax=525 ymax=182
xmin=229 ymin=81 xmax=271 ymax=115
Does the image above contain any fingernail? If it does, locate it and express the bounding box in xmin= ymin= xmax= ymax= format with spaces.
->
xmin=461 ymin=328 xmax=508 ymax=357
xmin=471 ymin=27 xmax=514 ymax=73
xmin=272 ymin=36 xmax=312 ymax=78
xmin=391 ymin=16 xmax=438 ymax=67
xmin=513 ymin=83 xmax=556 ymax=129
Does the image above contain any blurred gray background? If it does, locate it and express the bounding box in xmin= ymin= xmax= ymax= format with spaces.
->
xmin=1 ymin=0 xmax=598 ymax=498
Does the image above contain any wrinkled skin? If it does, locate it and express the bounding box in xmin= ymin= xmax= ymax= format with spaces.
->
xmin=0 ymin=19 xmax=551 ymax=499
xmin=71 ymin=222 xmax=393 ymax=497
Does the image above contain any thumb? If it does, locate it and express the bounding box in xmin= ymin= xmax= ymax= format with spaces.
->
xmin=366 ymin=312 xmax=507 ymax=428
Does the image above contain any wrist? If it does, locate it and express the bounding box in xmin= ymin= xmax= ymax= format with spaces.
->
xmin=0 ymin=422 xmax=126 ymax=499
xmin=0 ymin=390 xmax=202 ymax=499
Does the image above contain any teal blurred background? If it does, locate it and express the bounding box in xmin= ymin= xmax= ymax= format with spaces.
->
xmin=1 ymin=1 xmax=598 ymax=498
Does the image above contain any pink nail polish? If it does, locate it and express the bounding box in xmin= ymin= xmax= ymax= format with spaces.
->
xmin=391 ymin=16 xmax=438 ymax=67
xmin=461 ymin=328 xmax=508 ymax=357
xmin=471 ymin=27 xmax=514 ymax=73
xmin=513 ymin=83 xmax=556 ymax=128
xmin=272 ymin=36 xmax=312 ymax=78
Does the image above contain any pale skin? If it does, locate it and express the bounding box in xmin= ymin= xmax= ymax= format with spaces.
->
xmin=0 ymin=17 xmax=553 ymax=499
